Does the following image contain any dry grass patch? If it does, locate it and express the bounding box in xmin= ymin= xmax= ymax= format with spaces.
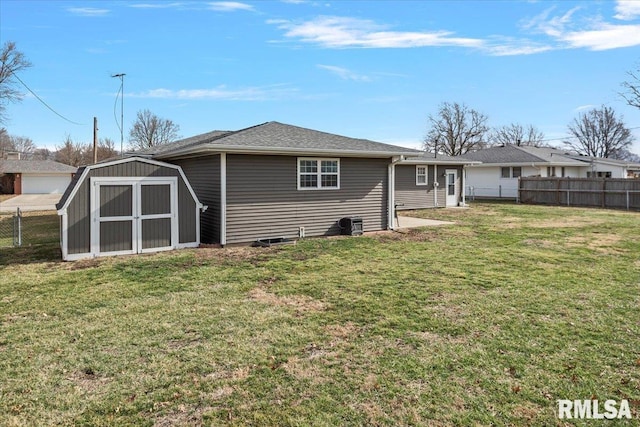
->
xmin=248 ymin=287 xmax=327 ymax=313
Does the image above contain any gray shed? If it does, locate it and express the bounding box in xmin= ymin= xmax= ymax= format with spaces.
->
xmin=56 ymin=157 xmax=204 ymax=261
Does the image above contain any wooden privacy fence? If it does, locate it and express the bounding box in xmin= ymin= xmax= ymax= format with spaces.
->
xmin=519 ymin=177 xmax=640 ymax=210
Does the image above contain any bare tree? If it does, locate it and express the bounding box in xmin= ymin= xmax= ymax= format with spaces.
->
xmin=97 ymin=137 xmax=118 ymax=162
xmin=55 ymin=135 xmax=90 ymax=166
xmin=9 ymin=135 xmax=35 ymax=158
xmin=424 ymin=102 xmax=489 ymax=155
xmin=621 ymin=66 xmax=640 ymax=109
xmin=615 ymin=148 xmax=640 ymax=162
xmin=128 ymin=109 xmax=180 ymax=150
xmin=490 ymin=123 xmax=545 ymax=147
xmin=31 ymin=148 xmax=54 ymax=161
xmin=564 ymin=106 xmax=633 ymax=158
xmin=0 ymin=41 xmax=32 ymax=124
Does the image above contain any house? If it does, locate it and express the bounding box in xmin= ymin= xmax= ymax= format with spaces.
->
xmin=0 ymin=155 xmax=77 ymax=194
xmin=460 ymin=145 xmax=594 ymax=199
xmin=560 ymin=154 xmax=640 ymax=178
xmin=150 ymin=121 xmax=422 ymax=246
xmin=394 ymin=154 xmax=480 ymax=210
xmin=56 ymin=157 xmax=204 ymax=261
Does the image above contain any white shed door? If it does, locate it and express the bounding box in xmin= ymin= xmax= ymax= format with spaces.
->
xmin=22 ymin=174 xmax=71 ymax=194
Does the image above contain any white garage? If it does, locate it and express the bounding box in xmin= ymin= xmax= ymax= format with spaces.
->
xmin=22 ymin=174 xmax=73 ymax=194
xmin=0 ymin=159 xmax=77 ymax=195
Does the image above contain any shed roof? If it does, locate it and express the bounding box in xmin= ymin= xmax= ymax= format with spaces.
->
xmin=0 ymin=159 xmax=77 ymax=174
xmin=150 ymin=121 xmax=421 ymax=158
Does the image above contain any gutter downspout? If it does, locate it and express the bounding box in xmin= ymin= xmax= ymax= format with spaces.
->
xmin=461 ymin=165 xmax=467 ymax=207
xmin=434 ymin=164 xmax=439 ymax=207
xmin=388 ymin=156 xmax=404 ymax=230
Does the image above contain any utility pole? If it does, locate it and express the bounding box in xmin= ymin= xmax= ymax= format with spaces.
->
xmin=111 ymin=73 xmax=126 ymax=155
xmin=93 ymin=116 xmax=98 ymax=164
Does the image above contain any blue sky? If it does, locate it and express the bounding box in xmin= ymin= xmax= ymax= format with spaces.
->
xmin=2 ymin=0 xmax=640 ymax=153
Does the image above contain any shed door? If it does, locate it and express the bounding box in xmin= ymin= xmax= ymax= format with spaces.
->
xmin=445 ymin=169 xmax=458 ymax=207
xmin=93 ymin=179 xmax=177 ymax=256
xmin=96 ymin=183 xmax=136 ymax=256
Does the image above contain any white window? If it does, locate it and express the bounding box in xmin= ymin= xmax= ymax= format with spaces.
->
xmin=512 ymin=167 xmax=522 ymax=178
xmin=298 ymin=158 xmax=340 ymax=190
xmin=501 ymin=167 xmax=511 ymax=178
xmin=416 ymin=166 xmax=427 ymax=185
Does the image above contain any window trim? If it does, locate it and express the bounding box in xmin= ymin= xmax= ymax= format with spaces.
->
xmin=297 ymin=157 xmax=340 ymax=191
xmin=416 ymin=165 xmax=428 ymax=186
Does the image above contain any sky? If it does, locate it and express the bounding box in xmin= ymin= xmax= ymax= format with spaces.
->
xmin=1 ymin=0 xmax=640 ymax=154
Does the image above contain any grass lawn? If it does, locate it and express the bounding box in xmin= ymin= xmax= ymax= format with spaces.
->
xmin=0 ymin=203 xmax=638 ymax=426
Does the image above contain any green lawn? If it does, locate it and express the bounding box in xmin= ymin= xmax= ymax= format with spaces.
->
xmin=0 ymin=203 xmax=638 ymax=426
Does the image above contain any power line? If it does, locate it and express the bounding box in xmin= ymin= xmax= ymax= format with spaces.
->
xmin=10 ymin=72 xmax=85 ymax=126
xmin=539 ymin=126 xmax=640 ymax=144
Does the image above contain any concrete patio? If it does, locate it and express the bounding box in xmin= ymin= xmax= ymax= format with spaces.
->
xmin=394 ymin=215 xmax=453 ymax=229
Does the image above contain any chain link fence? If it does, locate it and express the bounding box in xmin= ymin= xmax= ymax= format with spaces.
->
xmin=0 ymin=208 xmax=59 ymax=248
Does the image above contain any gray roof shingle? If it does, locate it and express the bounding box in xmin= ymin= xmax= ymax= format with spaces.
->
xmin=0 ymin=159 xmax=77 ymax=174
xmin=149 ymin=121 xmax=421 ymax=158
xmin=460 ymin=145 xmax=585 ymax=165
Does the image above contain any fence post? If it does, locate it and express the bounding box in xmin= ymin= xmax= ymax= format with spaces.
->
xmin=567 ymin=189 xmax=570 ymax=206
xmin=16 ymin=207 xmax=21 ymax=247
xmin=627 ymin=190 xmax=630 ymax=211
xmin=499 ymin=185 xmax=502 ymax=198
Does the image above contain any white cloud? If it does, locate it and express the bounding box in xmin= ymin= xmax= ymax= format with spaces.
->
xmin=560 ymin=23 xmax=640 ymax=50
xmin=575 ymin=104 xmax=596 ymax=111
xmin=67 ymin=7 xmax=110 ymax=17
xmin=271 ymin=16 xmax=484 ymax=48
xmin=129 ymin=3 xmax=185 ymax=8
xmin=207 ymin=2 xmax=255 ymax=12
xmin=130 ymin=84 xmax=297 ymax=101
xmin=317 ymin=65 xmax=371 ymax=81
xmin=615 ymin=0 xmax=640 ymax=21
xmin=523 ymin=5 xmax=640 ymax=50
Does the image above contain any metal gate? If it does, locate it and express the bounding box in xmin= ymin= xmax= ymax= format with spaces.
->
xmin=0 ymin=208 xmax=22 ymax=248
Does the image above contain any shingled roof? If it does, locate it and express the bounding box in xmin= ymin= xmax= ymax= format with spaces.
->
xmin=150 ymin=121 xmax=421 ymax=158
xmin=460 ymin=145 xmax=585 ymax=165
xmin=0 ymin=159 xmax=77 ymax=174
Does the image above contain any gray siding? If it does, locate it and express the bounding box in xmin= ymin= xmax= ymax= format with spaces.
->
xmin=142 ymin=218 xmax=172 ymax=249
xmin=66 ymin=160 xmax=198 ymax=255
xmin=141 ymin=184 xmax=170 ymax=215
xmin=172 ymin=156 xmax=220 ymax=244
xmin=395 ymin=165 xmax=463 ymax=210
xmin=99 ymin=221 xmax=132 ymax=252
xmin=226 ymin=155 xmax=389 ymax=245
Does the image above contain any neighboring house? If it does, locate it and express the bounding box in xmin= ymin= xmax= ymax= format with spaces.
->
xmin=0 ymin=158 xmax=77 ymax=194
xmin=395 ymin=154 xmax=480 ymax=209
xmin=460 ymin=145 xmax=597 ymax=199
xmin=56 ymin=157 xmax=204 ymax=261
xmin=560 ymin=155 xmax=640 ymax=178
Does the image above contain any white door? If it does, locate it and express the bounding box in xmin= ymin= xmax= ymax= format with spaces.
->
xmin=91 ymin=178 xmax=177 ymax=257
xmin=446 ymin=169 xmax=458 ymax=207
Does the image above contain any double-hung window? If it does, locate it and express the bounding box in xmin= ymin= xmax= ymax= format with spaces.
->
xmin=416 ymin=166 xmax=427 ymax=185
xmin=298 ymin=158 xmax=340 ymax=190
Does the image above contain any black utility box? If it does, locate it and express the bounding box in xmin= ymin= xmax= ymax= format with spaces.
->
xmin=339 ymin=216 xmax=363 ymax=236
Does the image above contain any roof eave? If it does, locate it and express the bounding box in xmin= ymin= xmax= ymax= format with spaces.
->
xmin=154 ymin=145 xmax=420 ymax=159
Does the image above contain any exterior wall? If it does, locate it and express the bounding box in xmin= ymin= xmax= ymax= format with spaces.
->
xmin=66 ymin=160 xmax=197 ymax=255
xmin=172 ymin=155 xmax=220 ymax=244
xmin=225 ymin=155 xmax=389 ymax=244
xmin=395 ymin=164 xmax=448 ymax=209
xmin=467 ymin=165 xmax=589 ymax=198
xmin=590 ymin=162 xmax=627 ymax=178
